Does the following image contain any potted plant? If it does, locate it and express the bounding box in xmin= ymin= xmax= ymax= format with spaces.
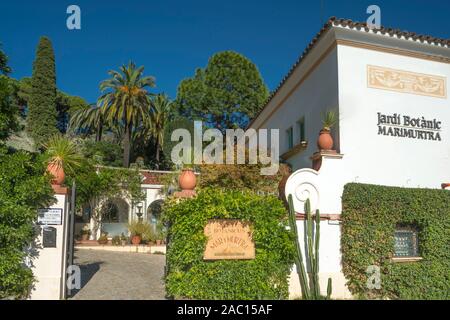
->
xmin=127 ymin=220 xmax=152 ymax=245
xmin=318 ymin=110 xmax=337 ymax=151
xmin=120 ymin=233 xmax=128 ymax=246
xmin=155 ymin=229 xmax=162 ymax=246
xmin=42 ymin=135 xmax=82 ymax=185
xmin=97 ymin=232 xmax=109 ymax=245
xmin=80 ymin=225 xmax=91 ymax=241
xmin=112 ymin=235 xmax=121 ymax=246
xmin=155 ymin=223 xmax=167 ymax=246
xmin=142 ymin=227 xmax=156 ymax=246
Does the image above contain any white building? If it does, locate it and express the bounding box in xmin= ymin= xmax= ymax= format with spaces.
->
xmin=75 ymin=170 xmax=172 ymax=239
xmin=248 ymin=17 xmax=450 ymax=299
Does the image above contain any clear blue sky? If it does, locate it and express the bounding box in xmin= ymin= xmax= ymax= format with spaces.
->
xmin=1 ymin=0 xmax=449 ymax=103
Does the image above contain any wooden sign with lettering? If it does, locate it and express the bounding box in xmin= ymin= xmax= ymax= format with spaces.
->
xmin=203 ymin=219 xmax=255 ymax=260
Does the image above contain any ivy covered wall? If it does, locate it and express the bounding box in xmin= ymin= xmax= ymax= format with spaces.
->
xmin=341 ymin=183 xmax=450 ymax=300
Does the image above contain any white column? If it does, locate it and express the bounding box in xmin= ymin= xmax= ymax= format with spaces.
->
xmin=29 ymin=185 xmax=70 ymax=300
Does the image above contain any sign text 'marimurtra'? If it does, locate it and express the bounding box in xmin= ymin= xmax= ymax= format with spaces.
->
xmin=377 ymin=112 xmax=442 ymax=141
xmin=204 ymin=219 xmax=255 ymax=260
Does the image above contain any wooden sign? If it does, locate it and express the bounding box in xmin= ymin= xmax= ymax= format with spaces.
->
xmin=204 ymin=219 xmax=255 ymax=260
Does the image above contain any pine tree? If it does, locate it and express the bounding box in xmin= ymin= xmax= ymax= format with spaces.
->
xmin=175 ymin=51 xmax=269 ymax=132
xmin=27 ymin=36 xmax=58 ymax=146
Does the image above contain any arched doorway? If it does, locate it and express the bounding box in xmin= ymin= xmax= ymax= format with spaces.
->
xmin=147 ymin=199 xmax=164 ymax=234
xmin=100 ymin=198 xmax=129 ymax=237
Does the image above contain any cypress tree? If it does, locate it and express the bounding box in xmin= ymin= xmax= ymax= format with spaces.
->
xmin=27 ymin=36 xmax=58 ymax=146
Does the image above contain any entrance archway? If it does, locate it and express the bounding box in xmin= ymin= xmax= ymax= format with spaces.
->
xmin=147 ymin=199 xmax=164 ymax=233
xmin=100 ymin=198 xmax=129 ymax=237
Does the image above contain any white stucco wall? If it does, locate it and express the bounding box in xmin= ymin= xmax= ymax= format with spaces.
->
xmin=337 ymin=44 xmax=450 ymax=188
xmin=252 ymin=26 xmax=450 ymax=299
xmin=255 ymin=47 xmax=339 ymax=169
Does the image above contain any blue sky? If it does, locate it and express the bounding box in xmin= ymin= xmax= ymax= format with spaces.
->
xmin=0 ymin=0 xmax=449 ymax=103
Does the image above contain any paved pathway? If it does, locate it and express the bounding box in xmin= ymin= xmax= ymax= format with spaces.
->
xmin=69 ymin=249 xmax=166 ymax=300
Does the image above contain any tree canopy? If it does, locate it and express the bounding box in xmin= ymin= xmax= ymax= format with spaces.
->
xmin=175 ymin=51 xmax=269 ymax=131
xmin=0 ymin=47 xmax=18 ymax=142
xmin=0 ymin=76 xmax=18 ymax=142
xmin=98 ymin=61 xmax=155 ymax=167
xmin=0 ymin=44 xmax=11 ymax=75
xmin=0 ymin=47 xmax=53 ymax=298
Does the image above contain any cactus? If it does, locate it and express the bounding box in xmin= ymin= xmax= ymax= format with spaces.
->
xmin=287 ymin=194 xmax=332 ymax=300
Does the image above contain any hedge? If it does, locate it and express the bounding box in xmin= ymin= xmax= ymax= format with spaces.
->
xmin=164 ymin=188 xmax=295 ymax=299
xmin=0 ymin=148 xmax=53 ymax=298
xmin=341 ymin=183 xmax=450 ymax=300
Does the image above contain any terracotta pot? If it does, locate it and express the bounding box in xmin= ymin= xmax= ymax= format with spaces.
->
xmin=179 ymin=168 xmax=196 ymax=190
xmin=47 ymin=163 xmax=65 ymax=185
xmin=317 ymin=129 xmax=334 ymax=150
xmin=131 ymin=235 xmax=141 ymax=245
xmin=81 ymin=234 xmax=89 ymax=241
xmin=156 ymin=239 xmax=162 ymax=246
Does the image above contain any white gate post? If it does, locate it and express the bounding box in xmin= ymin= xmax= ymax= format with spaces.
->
xmin=29 ymin=185 xmax=70 ymax=300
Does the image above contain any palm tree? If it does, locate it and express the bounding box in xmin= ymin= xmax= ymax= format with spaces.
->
xmin=69 ymin=104 xmax=105 ymax=142
xmin=149 ymin=94 xmax=172 ymax=168
xmin=98 ymin=62 xmax=155 ymax=167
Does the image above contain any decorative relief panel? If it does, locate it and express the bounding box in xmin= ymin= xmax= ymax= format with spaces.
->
xmin=367 ymin=65 xmax=446 ymax=99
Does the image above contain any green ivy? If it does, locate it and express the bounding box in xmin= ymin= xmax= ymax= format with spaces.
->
xmin=164 ymin=188 xmax=295 ymax=299
xmin=341 ymin=183 xmax=450 ymax=300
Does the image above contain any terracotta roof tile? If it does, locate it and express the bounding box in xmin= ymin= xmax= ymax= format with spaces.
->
xmin=141 ymin=171 xmax=163 ymax=185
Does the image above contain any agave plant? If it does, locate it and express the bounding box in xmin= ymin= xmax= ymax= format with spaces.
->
xmin=42 ymin=135 xmax=83 ymax=174
xmin=321 ymin=110 xmax=337 ymax=131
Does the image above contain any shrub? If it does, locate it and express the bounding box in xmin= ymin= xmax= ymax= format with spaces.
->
xmin=0 ymin=147 xmax=53 ymax=298
xmin=97 ymin=233 xmax=108 ymax=245
xmin=341 ymin=183 xmax=450 ymax=300
xmin=142 ymin=226 xmax=156 ymax=243
xmin=112 ymin=235 xmax=121 ymax=246
xmin=198 ymin=147 xmax=289 ymax=195
xmin=164 ymin=188 xmax=295 ymax=300
xmin=127 ymin=220 xmax=152 ymax=238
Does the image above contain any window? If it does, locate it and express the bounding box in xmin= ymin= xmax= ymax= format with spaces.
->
xmin=394 ymin=226 xmax=419 ymax=257
xmin=286 ymin=127 xmax=293 ymax=149
xmin=297 ymin=117 xmax=306 ymax=142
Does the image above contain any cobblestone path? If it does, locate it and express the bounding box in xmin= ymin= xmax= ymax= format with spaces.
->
xmin=69 ymin=249 xmax=166 ymax=300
